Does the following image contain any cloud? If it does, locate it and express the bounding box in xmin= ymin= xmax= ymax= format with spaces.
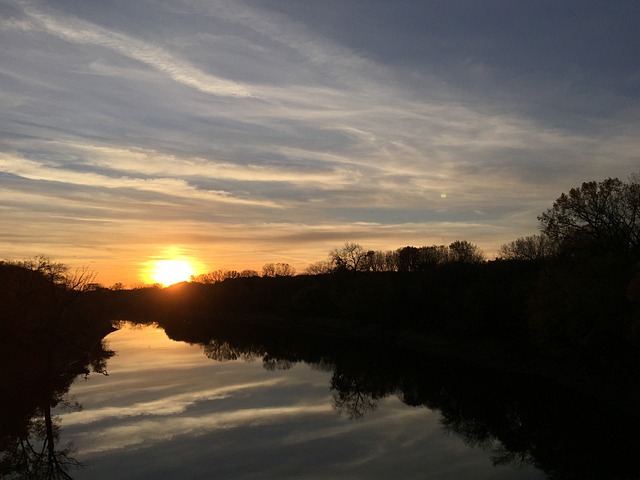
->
xmin=75 ymin=403 xmax=333 ymax=454
xmin=38 ymin=141 xmax=359 ymax=188
xmin=14 ymin=2 xmax=253 ymax=98
xmin=0 ymin=151 xmax=280 ymax=208
xmin=62 ymin=379 xmax=287 ymax=427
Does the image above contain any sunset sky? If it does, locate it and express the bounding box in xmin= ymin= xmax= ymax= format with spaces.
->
xmin=2 ymin=0 xmax=639 ymax=286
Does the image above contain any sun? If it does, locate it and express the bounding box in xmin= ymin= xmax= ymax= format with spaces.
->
xmin=150 ymin=259 xmax=195 ymax=286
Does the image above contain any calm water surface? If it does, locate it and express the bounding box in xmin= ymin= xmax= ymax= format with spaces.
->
xmin=59 ymin=323 xmax=544 ymax=479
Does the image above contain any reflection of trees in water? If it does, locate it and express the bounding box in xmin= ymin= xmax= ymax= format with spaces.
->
xmin=3 ymin=401 xmax=82 ymax=480
xmin=203 ymin=339 xmax=247 ymax=362
xmin=202 ymin=338 xmax=295 ymax=371
xmin=330 ymin=372 xmax=378 ymax=419
xmin=439 ymin=405 xmax=534 ymax=469
xmin=263 ymin=356 xmax=293 ymax=371
xmin=1 ymin=341 xmax=114 ymax=479
xmin=176 ymin=322 xmax=640 ymax=480
xmin=403 ymin=362 xmax=640 ymax=480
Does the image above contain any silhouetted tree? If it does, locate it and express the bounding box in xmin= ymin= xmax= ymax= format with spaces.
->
xmin=360 ymin=250 xmax=386 ymax=272
xmin=305 ymin=260 xmax=333 ymax=274
xmin=381 ymin=250 xmax=400 ymax=271
xmin=448 ymin=240 xmax=485 ymax=263
xmin=239 ymin=269 xmax=260 ymax=278
xmin=17 ymin=256 xmax=96 ymax=292
xmin=498 ymin=234 xmax=556 ymax=261
xmin=0 ymin=257 xmax=103 ymax=360
xmin=330 ymin=243 xmax=367 ymax=271
xmin=191 ymin=270 xmax=227 ymax=284
xmin=262 ymin=262 xmax=296 ymax=277
xmin=538 ymin=174 xmax=640 ymax=262
xmin=397 ymin=246 xmax=421 ymax=271
xmin=192 ymin=268 xmax=259 ymax=284
xmin=420 ymin=245 xmax=450 ymax=265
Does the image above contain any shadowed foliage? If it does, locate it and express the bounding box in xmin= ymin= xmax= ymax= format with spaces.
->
xmin=0 ymin=260 xmax=115 ymax=479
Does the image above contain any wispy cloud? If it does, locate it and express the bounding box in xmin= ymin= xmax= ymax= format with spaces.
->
xmin=63 ymin=379 xmax=286 ymax=427
xmin=14 ymin=2 xmax=253 ymax=98
xmin=74 ymin=402 xmax=331 ymax=454
xmin=0 ymin=152 xmax=279 ymax=208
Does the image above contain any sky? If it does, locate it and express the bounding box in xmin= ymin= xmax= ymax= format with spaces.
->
xmin=1 ymin=0 xmax=639 ymax=285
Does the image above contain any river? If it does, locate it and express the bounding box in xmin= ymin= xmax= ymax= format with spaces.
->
xmin=55 ymin=323 xmax=553 ymax=479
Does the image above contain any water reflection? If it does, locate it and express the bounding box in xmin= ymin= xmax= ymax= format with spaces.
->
xmin=0 ymin=333 xmax=113 ymax=479
xmin=164 ymin=320 xmax=640 ymax=480
xmin=4 ymin=319 xmax=639 ymax=480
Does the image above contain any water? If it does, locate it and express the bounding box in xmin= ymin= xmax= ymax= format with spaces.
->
xmin=59 ymin=324 xmax=545 ymax=479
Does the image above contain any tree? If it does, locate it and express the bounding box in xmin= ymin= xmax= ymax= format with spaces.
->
xmin=239 ymin=269 xmax=259 ymax=278
xmin=192 ymin=269 xmax=258 ymax=283
xmin=538 ymin=175 xmax=640 ymax=262
xmin=498 ymin=234 xmax=556 ymax=261
xmin=420 ymin=245 xmax=449 ymax=266
xmin=330 ymin=243 xmax=367 ymax=272
xmin=191 ymin=270 xmax=227 ymax=284
xmin=361 ymin=250 xmax=389 ymax=272
xmin=6 ymin=257 xmax=97 ymax=326
xmin=18 ymin=255 xmax=96 ymax=292
xmin=262 ymin=263 xmax=295 ymax=277
xmin=448 ymin=241 xmax=485 ymax=264
xmin=305 ymin=260 xmax=333 ymax=275
xmin=396 ymin=246 xmax=421 ymax=272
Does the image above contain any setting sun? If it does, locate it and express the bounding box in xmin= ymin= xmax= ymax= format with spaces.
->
xmin=150 ymin=259 xmax=195 ymax=286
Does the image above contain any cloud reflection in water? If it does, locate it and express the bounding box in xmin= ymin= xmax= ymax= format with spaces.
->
xmin=60 ymin=324 xmax=543 ymax=480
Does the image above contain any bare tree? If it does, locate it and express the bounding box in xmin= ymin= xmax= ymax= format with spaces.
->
xmin=262 ymin=262 xmax=296 ymax=277
xmin=305 ymin=260 xmax=333 ymax=275
xmin=18 ymin=256 xmax=96 ymax=291
xmin=13 ymin=256 xmax=97 ymax=315
xmin=498 ymin=234 xmax=556 ymax=261
xmin=192 ymin=269 xmax=259 ymax=283
xmin=330 ymin=243 xmax=367 ymax=271
xmin=360 ymin=250 xmax=390 ymax=272
xmin=191 ymin=270 xmax=227 ymax=284
xmin=538 ymin=175 xmax=640 ymax=261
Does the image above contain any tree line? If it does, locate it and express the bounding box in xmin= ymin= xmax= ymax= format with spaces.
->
xmin=189 ymin=263 xmax=296 ymax=284
xmin=187 ymin=241 xmax=485 ymax=286
xmin=189 ymin=172 xmax=639 ymax=282
xmin=304 ymin=239 xmax=485 ymax=275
